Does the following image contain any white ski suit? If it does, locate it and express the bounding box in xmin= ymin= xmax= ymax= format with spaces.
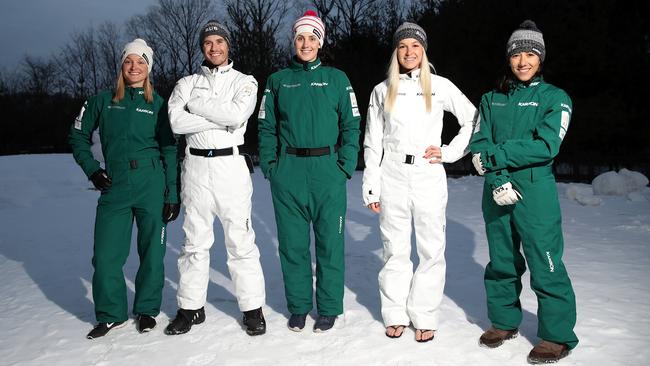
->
xmin=168 ymin=61 xmax=265 ymax=311
xmin=363 ymin=69 xmax=476 ymax=329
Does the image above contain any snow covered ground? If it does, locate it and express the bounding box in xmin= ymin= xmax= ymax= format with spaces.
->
xmin=1 ymin=154 xmax=649 ymax=366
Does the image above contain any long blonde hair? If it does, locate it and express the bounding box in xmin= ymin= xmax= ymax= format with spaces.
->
xmin=384 ymin=48 xmax=432 ymax=114
xmin=112 ymin=73 xmax=154 ymax=104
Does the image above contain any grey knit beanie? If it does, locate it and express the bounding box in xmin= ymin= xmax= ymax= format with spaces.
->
xmin=506 ymin=20 xmax=545 ymax=62
xmin=393 ymin=22 xmax=428 ymax=50
xmin=199 ymin=20 xmax=231 ymax=48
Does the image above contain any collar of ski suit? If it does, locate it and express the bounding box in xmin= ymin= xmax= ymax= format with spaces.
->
xmin=125 ymin=86 xmax=145 ymax=99
xmin=399 ymin=64 xmax=435 ymax=80
xmin=290 ymin=57 xmax=322 ymax=71
xmin=399 ymin=68 xmax=422 ymax=80
xmin=512 ymin=75 xmax=544 ymax=90
xmin=200 ymin=59 xmax=234 ymax=76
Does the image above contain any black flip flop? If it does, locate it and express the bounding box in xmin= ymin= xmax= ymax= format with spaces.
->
xmin=385 ymin=325 xmax=406 ymax=338
xmin=416 ymin=329 xmax=434 ymax=343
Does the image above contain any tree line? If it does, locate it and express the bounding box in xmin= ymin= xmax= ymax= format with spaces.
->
xmin=1 ymin=0 xmax=649 ymax=180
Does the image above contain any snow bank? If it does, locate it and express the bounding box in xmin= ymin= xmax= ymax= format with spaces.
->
xmin=592 ymin=169 xmax=648 ymax=196
xmin=565 ymin=184 xmax=602 ymax=206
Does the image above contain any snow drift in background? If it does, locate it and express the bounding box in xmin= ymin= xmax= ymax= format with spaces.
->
xmin=592 ymin=169 xmax=648 ymax=196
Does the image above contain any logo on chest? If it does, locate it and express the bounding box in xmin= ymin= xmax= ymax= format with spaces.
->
xmin=136 ymin=108 xmax=154 ymax=115
xmin=518 ymin=101 xmax=539 ymax=107
xmin=282 ymin=83 xmax=301 ymax=88
xmin=310 ymin=82 xmax=329 ymax=87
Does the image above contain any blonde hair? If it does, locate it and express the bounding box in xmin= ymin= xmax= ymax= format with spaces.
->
xmin=112 ymin=73 xmax=154 ymax=104
xmin=384 ymin=48 xmax=432 ymax=114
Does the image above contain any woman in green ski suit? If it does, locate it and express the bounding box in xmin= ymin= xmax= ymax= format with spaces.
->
xmin=469 ymin=21 xmax=578 ymax=364
xmin=69 ymin=39 xmax=180 ymax=339
xmin=258 ymin=10 xmax=360 ymax=332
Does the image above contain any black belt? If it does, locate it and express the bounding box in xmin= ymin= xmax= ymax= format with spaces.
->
xmin=190 ymin=146 xmax=239 ymax=157
xmin=286 ymin=146 xmax=335 ymax=157
xmin=189 ymin=145 xmax=254 ymax=173
xmin=107 ymin=158 xmax=159 ymax=171
xmin=404 ymin=154 xmax=415 ymax=164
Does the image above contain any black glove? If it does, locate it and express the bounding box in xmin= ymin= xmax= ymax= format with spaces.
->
xmin=162 ymin=203 xmax=180 ymax=223
xmin=89 ymin=169 xmax=112 ymax=191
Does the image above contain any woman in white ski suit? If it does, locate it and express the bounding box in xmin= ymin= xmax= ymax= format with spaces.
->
xmin=362 ymin=22 xmax=476 ymax=342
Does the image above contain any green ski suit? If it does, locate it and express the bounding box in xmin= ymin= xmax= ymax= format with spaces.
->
xmin=69 ymin=88 xmax=179 ymax=323
xmin=469 ymin=77 xmax=578 ymax=349
xmin=258 ymin=58 xmax=360 ymax=316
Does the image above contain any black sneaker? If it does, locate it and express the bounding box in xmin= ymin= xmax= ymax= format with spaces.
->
xmin=136 ymin=314 xmax=157 ymax=333
xmin=86 ymin=321 xmax=126 ymax=339
xmin=242 ymin=307 xmax=266 ymax=336
xmin=288 ymin=313 xmax=308 ymax=332
xmin=164 ymin=307 xmax=206 ymax=335
xmin=313 ymin=315 xmax=337 ymax=333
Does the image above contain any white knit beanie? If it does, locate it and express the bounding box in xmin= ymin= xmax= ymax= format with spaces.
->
xmin=293 ymin=10 xmax=325 ymax=48
xmin=120 ymin=38 xmax=154 ymax=73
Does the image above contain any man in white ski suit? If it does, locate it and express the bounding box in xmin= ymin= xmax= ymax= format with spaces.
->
xmin=362 ymin=39 xmax=476 ymax=334
xmin=166 ymin=20 xmax=266 ymax=336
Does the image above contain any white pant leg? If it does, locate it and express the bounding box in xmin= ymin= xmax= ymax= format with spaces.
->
xmin=213 ymin=155 xmax=265 ymax=311
xmin=378 ymin=160 xmax=413 ymax=327
xmin=177 ymin=155 xmax=217 ymax=310
xmin=407 ymin=163 xmax=448 ymax=330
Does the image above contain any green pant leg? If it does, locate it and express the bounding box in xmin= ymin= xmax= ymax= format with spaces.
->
xmin=513 ymin=177 xmax=579 ymax=349
xmin=310 ymin=157 xmax=347 ymax=316
xmin=132 ymin=167 xmax=166 ymax=317
xmin=271 ymin=157 xmax=313 ymax=314
xmin=92 ymin=181 xmax=133 ymax=323
xmin=482 ymin=185 xmax=527 ymax=330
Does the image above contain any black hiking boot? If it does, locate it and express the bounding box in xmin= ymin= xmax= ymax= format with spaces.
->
xmin=86 ymin=321 xmax=126 ymax=339
xmin=242 ymin=307 xmax=266 ymax=336
xmin=136 ymin=314 xmax=157 ymax=333
xmin=313 ymin=315 xmax=337 ymax=333
xmin=164 ymin=307 xmax=205 ymax=335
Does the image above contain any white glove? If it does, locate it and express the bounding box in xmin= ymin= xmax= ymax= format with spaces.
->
xmin=472 ymin=153 xmax=486 ymax=175
xmin=492 ymin=182 xmax=522 ymax=206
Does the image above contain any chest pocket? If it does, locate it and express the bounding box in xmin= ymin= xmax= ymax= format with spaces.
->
xmin=100 ymin=106 xmax=129 ymax=141
xmin=133 ymin=108 xmax=158 ymax=139
xmin=190 ymin=85 xmax=212 ymax=99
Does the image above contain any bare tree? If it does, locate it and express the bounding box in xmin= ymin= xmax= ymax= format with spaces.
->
xmin=226 ymin=0 xmax=287 ymax=78
xmin=96 ymin=22 xmax=123 ymax=90
xmin=22 ymin=56 xmax=58 ymax=95
xmin=0 ymin=68 xmax=21 ymax=95
xmin=55 ymin=31 xmax=84 ymax=98
xmin=311 ymin=0 xmax=378 ymax=40
xmin=54 ymin=22 xmax=121 ymax=98
xmin=406 ymin=0 xmax=441 ymax=20
xmin=367 ymin=0 xmax=404 ymax=46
